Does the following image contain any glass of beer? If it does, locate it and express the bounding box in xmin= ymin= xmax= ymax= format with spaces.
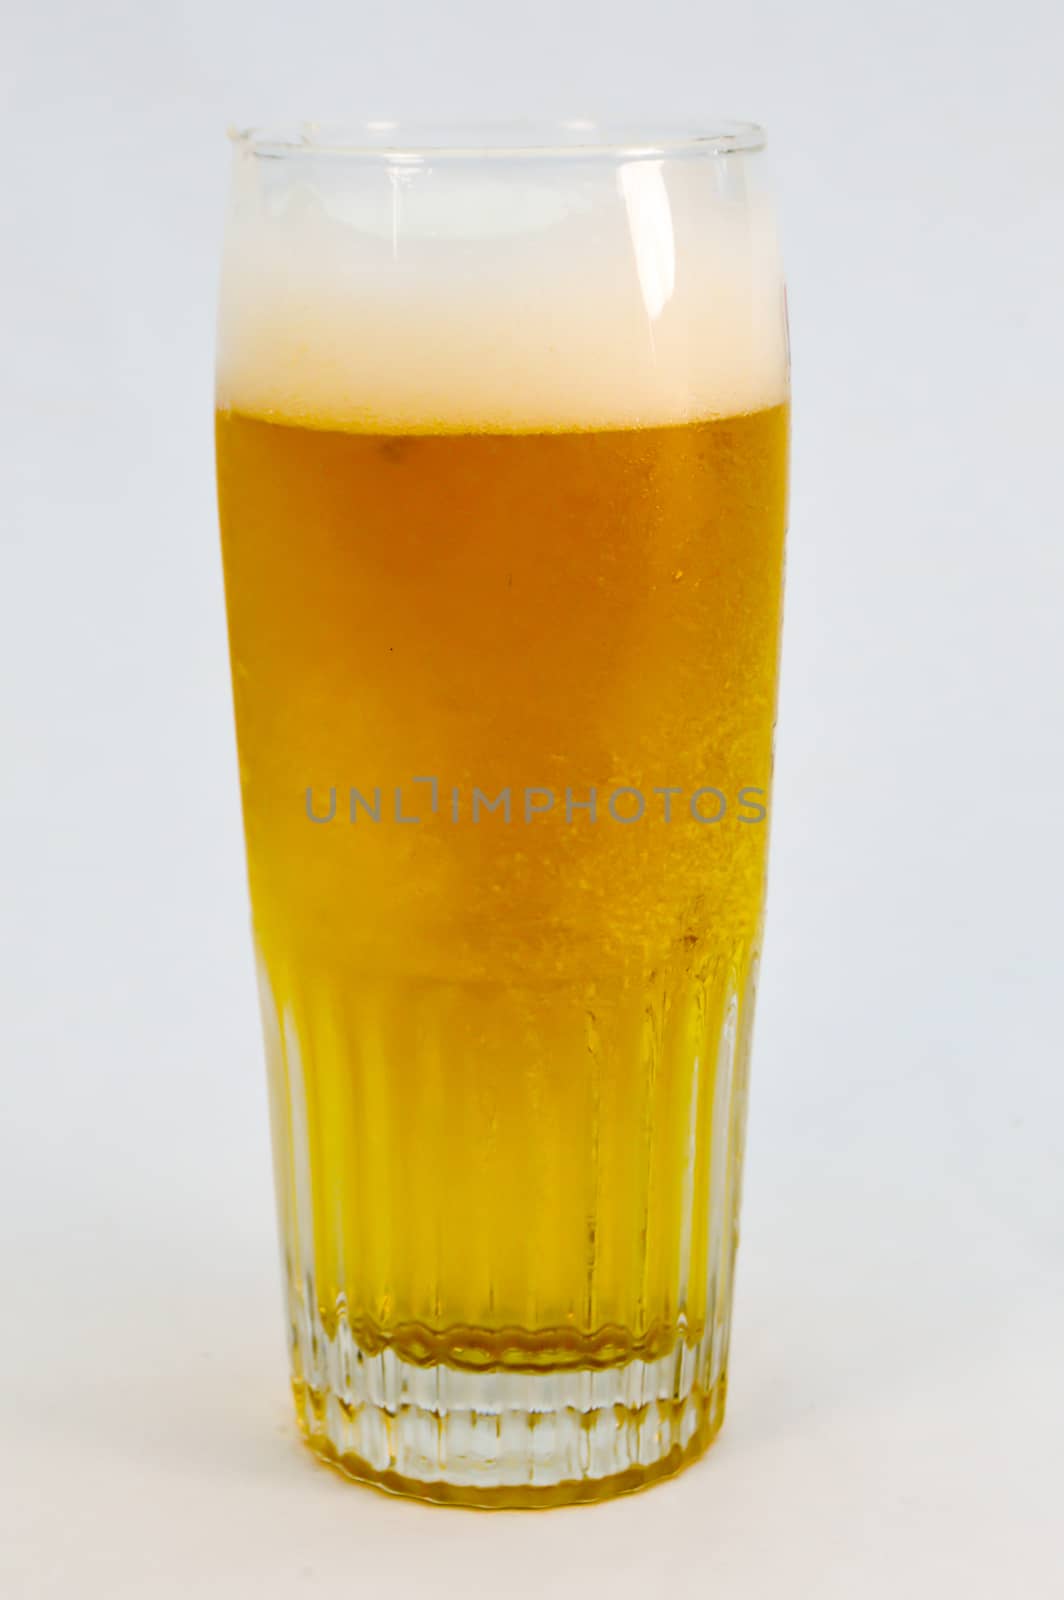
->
xmin=215 ymin=120 xmax=789 ymax=1507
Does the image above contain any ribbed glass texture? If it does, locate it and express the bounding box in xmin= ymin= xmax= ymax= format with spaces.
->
xmin=259 ymin=950 xmax=759 ymax=1506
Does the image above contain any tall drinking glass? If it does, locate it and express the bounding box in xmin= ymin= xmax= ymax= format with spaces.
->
xmin=215 ymin=120 xmax=789 ymax=1507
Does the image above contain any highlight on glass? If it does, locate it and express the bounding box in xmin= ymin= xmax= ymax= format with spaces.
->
xmin=215 ymin=118 xmax=789 ymax=1507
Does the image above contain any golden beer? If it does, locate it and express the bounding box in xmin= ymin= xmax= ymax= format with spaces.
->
xmin=216 ymin=121 xmax=789 ymax=1505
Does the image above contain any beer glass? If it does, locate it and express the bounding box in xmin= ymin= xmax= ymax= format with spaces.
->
xmin=215 ymin=120 xmax=789 ymax=1507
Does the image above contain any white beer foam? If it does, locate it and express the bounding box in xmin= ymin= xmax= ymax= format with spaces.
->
xmin=217 ymin=150 xmax=789 ymax=432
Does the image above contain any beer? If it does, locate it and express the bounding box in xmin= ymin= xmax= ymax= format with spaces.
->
xmin=216 ymin=124 xmax=789 ymax=1505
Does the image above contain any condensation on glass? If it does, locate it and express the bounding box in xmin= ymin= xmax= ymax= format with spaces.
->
xmin=215 ymin=119 xmax=789 ymax=1507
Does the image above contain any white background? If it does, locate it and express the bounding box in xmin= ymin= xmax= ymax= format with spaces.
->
xmin=3 ymin=1 xmax=1063 ymax=1595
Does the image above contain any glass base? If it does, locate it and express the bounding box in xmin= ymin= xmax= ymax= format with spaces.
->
xmin=292 ymin=1323 xmax=728 ymax=1508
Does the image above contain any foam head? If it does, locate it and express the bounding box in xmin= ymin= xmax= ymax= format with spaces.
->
xmin=216 ymin=131 xmax=789 ymax=433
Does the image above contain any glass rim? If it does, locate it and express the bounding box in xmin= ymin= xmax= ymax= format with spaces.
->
xmin=229 ymin=118 xmax=767 ymax=162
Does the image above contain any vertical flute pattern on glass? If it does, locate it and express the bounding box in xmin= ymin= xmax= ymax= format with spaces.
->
xmin=257 ymin=944 xmax=758 ymax=1504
